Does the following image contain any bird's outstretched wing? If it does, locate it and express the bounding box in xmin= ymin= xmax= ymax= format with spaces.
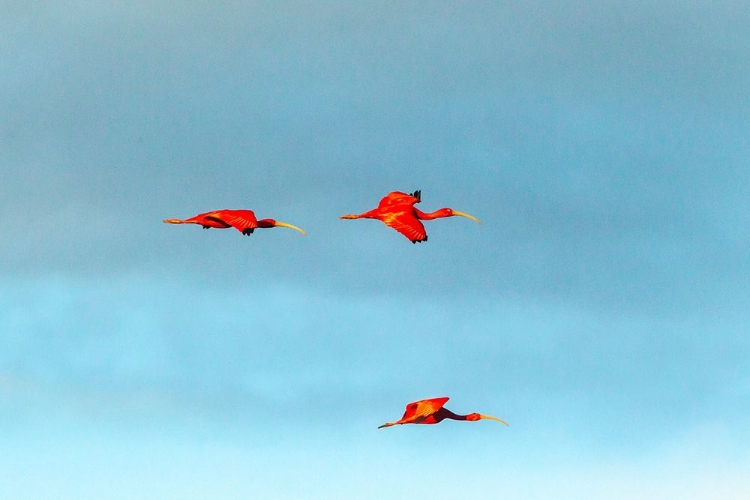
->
xmin=378 ymin=191 xmax=421 ymax=209
xmin=182 ymin=210 xmax=233 ymax=227
xmin=206 ymin=209 xmax=259 ymax=233
xmin=378 ymin=397 xmax=450 ymax=428
xmin=382 ymin=212 xmax=428 ymax=243
xmin=400 ymin=397 xmax=450 ymax=423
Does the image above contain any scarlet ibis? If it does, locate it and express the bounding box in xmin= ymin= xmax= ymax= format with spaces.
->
xmin=378 ymin=397 xmax=508 ymax=428
xmin=339 ymin=190 xmax=480 ymax=243
xmin=163 ymin=209 xmax=306 ymax=236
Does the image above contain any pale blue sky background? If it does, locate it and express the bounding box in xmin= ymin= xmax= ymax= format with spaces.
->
xmin=2 ymin=1 xmax=749 ymax=498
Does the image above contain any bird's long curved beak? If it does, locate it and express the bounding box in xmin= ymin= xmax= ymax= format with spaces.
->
xmin=163 ymin=219 xmax=183 ymax=224
xmin=274 ymin=221 xmax=307 ymax=235
xmin=378 ymin=422 xmax=396 ymax=429
xmin=480 ymin=414 xmax=509 ymax=426
xmin=452 ymin=210 xmax=481 ymax=224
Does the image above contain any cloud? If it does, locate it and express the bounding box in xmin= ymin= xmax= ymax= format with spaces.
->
xmin=3 ymin=2 xmax=750 ymax=320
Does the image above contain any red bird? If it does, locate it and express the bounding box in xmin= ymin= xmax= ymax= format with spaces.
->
xmin=378 ymin=397 xmax=508 ymax=428
xmin=163 ymin=209 xmax=306 ymax=236
xmin=340 ymin=190 xmax=480 ymax=243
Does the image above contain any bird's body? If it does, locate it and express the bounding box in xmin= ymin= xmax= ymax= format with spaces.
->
xmin=378 ymin=397 xmax=508 ymax=428
xmin=164 ymin=209 xmax=306 ymax=236
xmin=340 ymin=190 xmax=480 ymax=243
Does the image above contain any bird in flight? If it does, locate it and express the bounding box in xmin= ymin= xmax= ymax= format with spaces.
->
xmin=163 ymin=209 xmax=306 ymax=236
xmin=378 ymin=397 xmax=508 ymax=428
xmin=340 ymin=190 xmax=480 ymax=243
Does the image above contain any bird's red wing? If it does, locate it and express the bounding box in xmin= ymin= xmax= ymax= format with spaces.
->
xmin=401 ymin=397 xmax=450 ymax=421
xmin=207 ymin=210 xmax=259 ymax=233
xmin=173 ymin=210 xmax=230 ymax=228
xmin=179 ymin=210 xmax=221 ymax=224
xmin=382 ymin=211 xmax=427 ymax=242
xmin=378 ymin=191 xmax=420 ymax=209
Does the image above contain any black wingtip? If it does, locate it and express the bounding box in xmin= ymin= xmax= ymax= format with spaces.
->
xmin=411 ymin=190 xmax=421 ymax=202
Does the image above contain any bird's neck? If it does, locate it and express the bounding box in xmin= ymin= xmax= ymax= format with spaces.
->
xmin=434 ymin=408 xmax=468 ymax=422
xmin=415 ymin=208 xmax=450 ymax=220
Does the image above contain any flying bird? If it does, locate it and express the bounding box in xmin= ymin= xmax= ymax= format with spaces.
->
xmin=378 ymin=397 xmax=508 ymax=428
xmin=163 ymin=209 xmax=306 ymax=236
xmin=340 ymin=190 xmax=480 ymax=243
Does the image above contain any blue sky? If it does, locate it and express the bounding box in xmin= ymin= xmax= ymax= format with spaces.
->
xmin=2 ymin=2 xmax=749 ymax=498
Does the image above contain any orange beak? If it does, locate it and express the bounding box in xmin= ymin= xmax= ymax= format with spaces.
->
xmin=452 ymin=210 xmax=481 ymax=224
xmin=274 ymin=221 xmax=307 ymax=235
xmin=479 ymin=414 xmax=509 ymax=426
